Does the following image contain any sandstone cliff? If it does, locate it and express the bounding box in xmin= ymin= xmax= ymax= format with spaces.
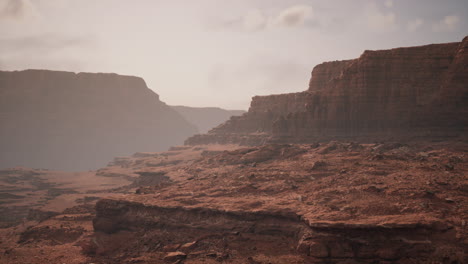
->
xmin=0 ymin=70 xmax=197 ymax=171
xmin=186 ymin=37 xmax=468 ymax=145
xmin=171 ymin=105 xmax=245 ymax=133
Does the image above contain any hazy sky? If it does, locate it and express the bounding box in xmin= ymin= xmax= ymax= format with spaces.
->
xmin=0 ymin=0 xmax=467 ymax=109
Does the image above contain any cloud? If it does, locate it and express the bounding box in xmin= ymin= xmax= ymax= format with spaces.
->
xmin=0 ymin=33 xmax=95 ymax=72
xmin=432 ymin=15 xmax=460 ymax=32
xmin=407 ymin=18 xmax=424 ymax=32
xmin=274 ymin=5 xmax=313 ymax=27
xmin=0 ymin=0 xmax=39 ymax=20
xmin=209 ymin=55 xmax=308 ymax=97
xmin=0 ymin=34 xmax=94 ymax=55
xmin=365 ymin=3 xmax=397 ymax=32
xmin=214 ymin=4 xmax=314 ymax=32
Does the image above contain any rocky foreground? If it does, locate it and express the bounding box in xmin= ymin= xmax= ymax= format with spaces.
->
xmin=0 ymin=142 xmax=466 ymax=263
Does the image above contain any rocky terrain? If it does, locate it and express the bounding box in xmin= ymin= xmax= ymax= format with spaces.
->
xmin=0 ymin=167 xmax=134 ymax=228
xmin=186 ymin=36 xmax=468 ymax=145
xmin=0 ymin=70 xmax=197 ymax=171
xmin=171 ymin=106 xmax=245 ymax=134
xmin=0 ymin=166 xmax=135 ymax=263
xmin=0 ymin=38 xmax=467 ymax=264
xmin=0 ymin=142 xmax=466 ymax=263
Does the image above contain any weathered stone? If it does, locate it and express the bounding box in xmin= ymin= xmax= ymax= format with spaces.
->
xmin=185 ymin=36 xmax=468 ymax=145
xmin=92 ymin=218 xmax=119 ymax=234
xmin=163 ymin=251 xmax=187 ymax=262
xmin=329 ymin=241 xmax=354 ymax=258
xmin=296 ymin=240 xmax=311 ymax=255
xmin=377 ymin=247 xmax=401 ymax=260
xmin=163 ymin=244 xmax=181 ymax=252
xmin=179 ymin=241 xmax=197 ymax=251
xmin=355 ymin=245 xmax=377 ymax=259
xmin=309 ymin=242 xmax=329 ymax=258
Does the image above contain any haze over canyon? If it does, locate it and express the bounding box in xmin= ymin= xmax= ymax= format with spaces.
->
xmin=0 ymin=70 xmax=244 ymax=171
xmin=0 ymin=1 xmax=467 ymax=264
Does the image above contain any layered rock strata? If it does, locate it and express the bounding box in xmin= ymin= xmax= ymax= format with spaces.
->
xmin=93 ymin=199 xmax=462 ymax=263
xmin=87 ymin=142 xmax=467 ymax=263
xmin=186 ymin=37 xmax=468 ymax=145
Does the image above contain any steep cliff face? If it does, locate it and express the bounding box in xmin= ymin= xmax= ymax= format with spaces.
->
xmin=186 ymin=37 xmax=468 ymax=145
xmin=429 ymin=36 xmax=468 ymax=130
xmin=0 ymin=70 xmax=197 ymax=171
xmin=308 ymin=60 xmax=355 ymax=92
xmin=185 ymin=92 xmax=308 ymax=145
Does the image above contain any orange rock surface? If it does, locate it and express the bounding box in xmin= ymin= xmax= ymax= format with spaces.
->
xmin=186 ymin=37 xmax=468 ymax=145
xmin=2 ymin=141 xmax=465 ymax=263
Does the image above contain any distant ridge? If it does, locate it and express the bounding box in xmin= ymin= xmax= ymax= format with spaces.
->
xmin=171 ymin=105 xmax=245 ymax=134
xmin=0 ymin=69 xmax=198 ymax=171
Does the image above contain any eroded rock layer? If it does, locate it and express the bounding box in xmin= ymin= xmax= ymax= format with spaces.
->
xmin=86 ymin=142 xmax=467 ymax=263
xmin=186 ymin=37 xmax=468 ymax=145
xmin=0 ymin=70 xmax=197 ymax=170
xmin=1 ymin=142 xmax=466 ymax=263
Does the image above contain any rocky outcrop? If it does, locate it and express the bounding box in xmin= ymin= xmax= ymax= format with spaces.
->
xmin=92 ymin=199 xmax=464 ymax=263
xmin=0 ymin=70 xmax=197 ymax=170
xmin=170 ymin=105 xmax=245 ymax=133
xmin=82 ymin=142 xmax=467 ymax=263
xmin=186 ymin=37 xmax=468 ymax=145
xmin=308 ymin=60 xmax=355 ymax=92
xmin=185 ymin=92 xmax=308 ymax=145
xmin=2 ymin=141 xmax=465 ymax=263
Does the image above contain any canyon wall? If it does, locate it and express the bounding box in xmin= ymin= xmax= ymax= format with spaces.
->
xmin=185 ymin=92 xmax=309 ymax=145
xmin=186 ymin=36 xmax=468 ymax=145
xmin=0 ymin=70 xmax=197 ymax=171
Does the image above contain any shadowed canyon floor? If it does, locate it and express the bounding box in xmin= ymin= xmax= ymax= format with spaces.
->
xmin=0 ymin=142 xmax=466 ymax=263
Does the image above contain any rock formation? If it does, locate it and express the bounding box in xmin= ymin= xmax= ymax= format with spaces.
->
xmin=1 ymin=37 xmax=467 ymax=264
xmin=69 ymin=143 xmax=468 ymax=263
xmin=171 ymin=105 xmax=245 ymax=133
xmin=1 ymin=141 xmax=467 ymax=263
xmin=186 ymin=36 xmax=468 ymax=145
xmin=0 ymin=70 xmax=197 ymax=171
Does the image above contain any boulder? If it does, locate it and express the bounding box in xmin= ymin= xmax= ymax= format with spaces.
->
xmin=163 ymin=251 xmax=187 ymax=262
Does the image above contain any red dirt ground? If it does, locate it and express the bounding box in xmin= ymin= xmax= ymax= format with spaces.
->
xmin=0 ymin=142 xmax=466 ymax=263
